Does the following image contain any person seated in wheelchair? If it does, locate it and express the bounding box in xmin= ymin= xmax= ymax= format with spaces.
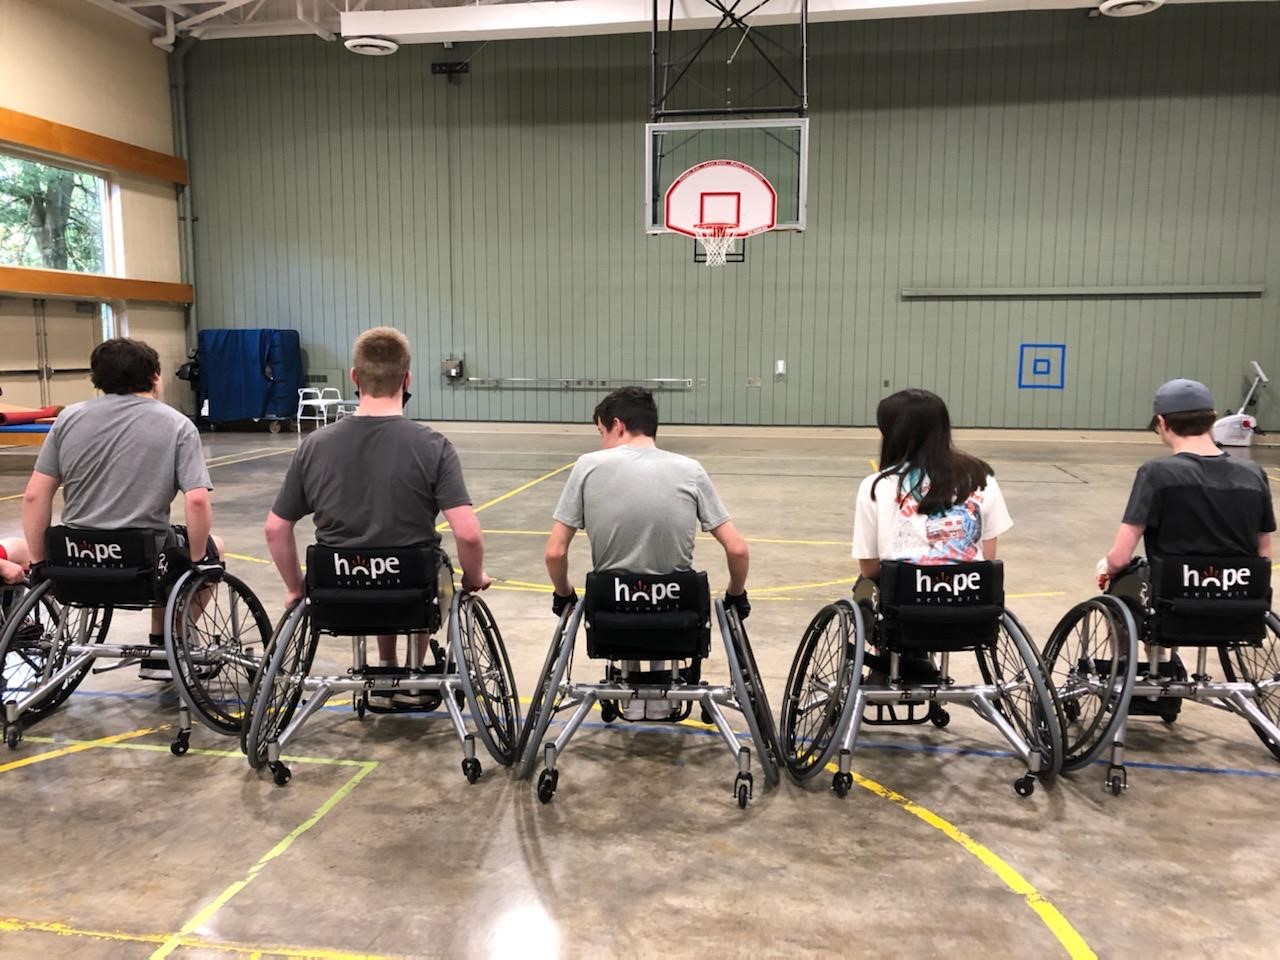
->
xmin=20 ymin=338 xmax=220 ymax=680
xmin=1096 ymin=378 xmax=1274 ymax=693
xmin=852 ymin=389 xmax=1013 ymax=680
xmin=0 ymin=537 xmax=29 ymax=587
xmin=544 ymin=386 xmax=750 ymax=720
xmin=263 ymin=327 xmax=490 ymax=709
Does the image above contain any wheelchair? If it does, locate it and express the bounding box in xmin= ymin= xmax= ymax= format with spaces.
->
xmin=243 ymin=544 xmax=520 ymax=786
xmin=1043 ymin=555 xmax=1280 ymax=795
xmin=514 ymin=570 xmax=781 ymax=809
xmin=0 ymin=526 xmax=270 ymax=754
xmin=781 ymin=560 xmax=1063 ymax=798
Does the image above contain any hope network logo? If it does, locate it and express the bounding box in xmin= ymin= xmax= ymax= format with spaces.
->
xmin=64 ymin=538 xmax=122 ymax=564
xmin=333 ymin=553 xmax=401 ymax=579
xmin=1181 ymin=563 xmax=1251 ymax=591
xmin=614 ymin=578 xmax=681 ymax=605
xmin=914 ymin=567 xmax=982 ymax=595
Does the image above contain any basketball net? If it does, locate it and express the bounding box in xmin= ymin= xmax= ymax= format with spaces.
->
xmin=693 ymin=223 xmax=736 ymax=268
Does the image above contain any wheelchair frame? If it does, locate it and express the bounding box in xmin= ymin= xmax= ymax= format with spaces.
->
xmin=0 ymin=561 xmax=270 ymax=756
xmin=1045 ymin=574 xmax=1280 ymax=795
xmin=244 ymin=578 xmax=519 ymax=787
xmin=782 ymin=595 xmax=1063 ymax=798
xmin=515 ymin=600 xmax=781 ymax=809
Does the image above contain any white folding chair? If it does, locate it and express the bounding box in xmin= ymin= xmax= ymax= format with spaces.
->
xmin=296 ymin=387 xmax=342 ymax=432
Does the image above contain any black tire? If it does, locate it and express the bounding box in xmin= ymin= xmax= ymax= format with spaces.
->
xmin=536 ymin=769 xmax=557 ymax=804
xmin=456 ymin=595 xmax=520 ymax=765
xmin=721 ymin=605 xmax=783 ymax=787
xmin=1218 ymin=612 xmax=1280 ymax=760
xmin=975 ymin=613 xmax=1065 ymax=779
xmin=168 ymin=570 xmax=271 ymax=737
xmin=0 ymin=582 xmax=111 ymax=726
xmin=515 ymin=608 xmax=574 ymax=780
xmin=780 ymin=602 xmax=853 ymax=781
xmin=1041 ymin=597 xmax=1136 ymax=772
xmin=244 ymin=602 xmax=318 ymax=768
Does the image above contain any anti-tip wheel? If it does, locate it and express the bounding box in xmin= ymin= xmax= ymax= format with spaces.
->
xmin=929 ymin=705 xmax=951 ymax=729
xmin=537 ymin=769 xmax=558 ymax=804
xmin=832 ymin=772 xmax=852 ymax=798
xmin=1013 ymin=775 xmax=1036 ymax=798
xmin=599 ymin=701 xmax=618 ymax=724
xmin=4 ymin=724 xmax=21 ymax=751
xmin=1105 ymin=764 xmax=1127 ymax=796
xmin=170 ymin=735 xmax=190 ymax=757
xmin=737 ymin=784 xmax=750 ymax=809
xmin=462 ymin=758 xmax=482 ymax=785
xmin=268 ymin=420 xmax=283 ymax=434
xmin=355 ymin=695 xmax=366 ymax=720
xmin=270 ymin=762 xmax=291 ymax=787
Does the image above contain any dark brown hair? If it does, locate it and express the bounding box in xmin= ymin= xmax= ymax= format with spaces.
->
xmin=1158 ymin=409 xmax=1217 ymax=437
xmin=90 ymin=338 xmax=160 ymax=395
xmin=593 ymin=387 xmax=659 ymax=437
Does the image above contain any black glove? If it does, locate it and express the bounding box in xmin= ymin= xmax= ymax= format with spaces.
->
xmin=26 ymin=560 xmax=50 ymax=585
xmin=552 ymin=589 xmax=578 ymax=616
xmin=724 ymin=590 xmax=751 ymax=621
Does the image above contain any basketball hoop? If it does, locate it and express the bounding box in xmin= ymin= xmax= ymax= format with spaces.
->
xmin=692 ymin=223 xmax=736 ymax=268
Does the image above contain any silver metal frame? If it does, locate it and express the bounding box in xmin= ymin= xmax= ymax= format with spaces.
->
xmin=516 ymin=599 xmax=772 ymax=807
xmin=644 ymin=118 xmax=810 ymax=234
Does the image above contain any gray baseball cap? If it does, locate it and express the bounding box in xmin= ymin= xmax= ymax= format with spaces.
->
xmin=1150 ymin=378 xmax=1215 ymax=429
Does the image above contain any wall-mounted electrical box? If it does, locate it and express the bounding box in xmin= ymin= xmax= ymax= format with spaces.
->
xmin=441 ymin=355 xmax=464 ymax=383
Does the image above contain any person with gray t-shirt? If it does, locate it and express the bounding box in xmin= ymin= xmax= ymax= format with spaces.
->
xmin=21 ymin=338 xmax=218 ymax=679
xmin=545 ymin=386 xmax=750 ymax=619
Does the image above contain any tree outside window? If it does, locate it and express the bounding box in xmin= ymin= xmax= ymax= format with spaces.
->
xmin=0 ymin=152 xmax=106 ymax=273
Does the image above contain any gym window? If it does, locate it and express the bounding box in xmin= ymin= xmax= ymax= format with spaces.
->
xmin=0 ymin=150 xmax=108 ymax=274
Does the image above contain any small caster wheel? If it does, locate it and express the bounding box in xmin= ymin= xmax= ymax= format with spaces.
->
xmin=1063 ymin=700 xmax=1080 ymax=723
xmin=1160 ymin=707 xmax=1179 ymax=724
xmin=462 ymin=758 xmax=482 ymax=784
xmin=733 ymin=770 xmax=753 ymax=808
xmin=537 ymin=768 xmax=558 ymax=804
xmin=454 ymin=689 xmax=466 ymax=709
xmin=600 ymin=701 xmax=618 ymax=723
xmin=269 ymin=762 xmax=291 ymax=787
xmin=1013 ymin=775 xmax=1035 ymax=798
xmin=1105 ymin=764 xmax=1127 ymax=796
xmin=268 ymin=420 xmax=283 ymax=434
xmin=355 ymin=695 xmax=366 ymax=720
xmin=831 ymin=772 xmax=852 ymax=798
xmin=929 ymin=705 xmax=950 ymax=729
xmin=737 ymin=784 xmax=749 ymax=809
xmin=170 ymin=734 xmax=190 ymax=756
xmin=700 ymin=708 xmax=714 ymax=726
xmin=4 ymin=724 xmax=21 ymax=751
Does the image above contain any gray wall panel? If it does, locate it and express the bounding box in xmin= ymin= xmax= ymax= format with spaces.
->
xmin=187 ymin=4 xmax=1280 ymax=427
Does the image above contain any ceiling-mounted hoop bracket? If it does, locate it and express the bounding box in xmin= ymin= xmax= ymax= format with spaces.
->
xmin=649 ymin=0 xmax=809 ymax=121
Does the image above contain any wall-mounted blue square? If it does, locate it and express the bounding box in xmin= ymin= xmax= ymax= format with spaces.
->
xmin=1018 ymin=343 xmax=1066 ymax=390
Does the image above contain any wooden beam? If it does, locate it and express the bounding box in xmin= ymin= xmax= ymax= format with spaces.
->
xmin=0 ymin=267 xmax=192 ymax=305
xmin=0 ymin=108 xmax=188 ymax=185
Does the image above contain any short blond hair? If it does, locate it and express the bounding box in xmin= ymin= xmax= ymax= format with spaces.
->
xmin=352 ymin=327 xmax=411 ymax=398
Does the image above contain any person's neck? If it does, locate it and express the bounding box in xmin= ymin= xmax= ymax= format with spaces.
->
xmin=130 ymin=390 xmax=158 ymax=401
xmin=1168 ymin=434 xmax=1222 ymax=456
xmin=622 ymin=434 xmax=657 ymax=449
xmin=356 ymin=395 xmax=404 ymax=417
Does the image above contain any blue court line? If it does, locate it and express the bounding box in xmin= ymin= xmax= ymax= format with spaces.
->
xmin=60 ymin=687 xmax=1280 ymax=780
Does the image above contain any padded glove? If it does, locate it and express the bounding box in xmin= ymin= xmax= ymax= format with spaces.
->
xmin=26 ymin=560 xmax=50 ymax=585
xmin=724 ymin=590 xmax=751 ymax=621
xmin=552 ymin=589 xmax=578 ymax=617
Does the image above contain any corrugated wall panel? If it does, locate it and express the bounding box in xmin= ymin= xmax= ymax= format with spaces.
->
xmin=187 ymin=4 xmax=1280 ymax=427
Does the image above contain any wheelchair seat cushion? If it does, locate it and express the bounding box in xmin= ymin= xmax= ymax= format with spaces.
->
xmin=878 ymin=560 xmax=1005 ymax=652
xmin=305 ymin=544 xmax=443 ymax=635
xmin=43 ymin=526 xmax=161 ymax=606
xmin=584 ymin=569 xmax=711 ymax=660
xmin=1149 ymin=555 xmax=1271 ymax=645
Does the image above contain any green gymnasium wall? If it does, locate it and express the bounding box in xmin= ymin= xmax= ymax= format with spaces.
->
xmin=185 ymin=3 xmax=1280 ymax=428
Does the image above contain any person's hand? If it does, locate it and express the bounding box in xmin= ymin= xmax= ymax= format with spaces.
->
xmin=1095 ymin=557 xmax=1112 ymax=592
xmin=552 ymin=589 xmax=578 ymax=616
xmin=25 ymin=560 xmax=50 ymax=585
xmin=284 ymin=587 xmax=304 ymax=609
xmin=724 ymin=590 xmax=751 ymax=621
xmin=462 ymin=570 xmax=493 ymax=593
xmin=0 ymin=558 xmax=25 ymax=586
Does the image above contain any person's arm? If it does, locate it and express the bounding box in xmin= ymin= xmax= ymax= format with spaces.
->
xmin=858 ymin=558 xmax=881 ymax=580
xmin=443 ymin=504 xmax=490 ymax=592
xmin=1258 ymin=532 xmax=1271 ymax=560
xmin=264 ymin=510 xmax=304 ymax=604
xmin=184 ymin=488 xmax=213 ymax=561
xmin=710 ymin=521 xmax=749 ymax=595
xmin=981 ymin=538 xmax=999 ymax=561
xmin=21 ymin=472 xmax=60 ymax=564
xmin=852 ymin=475 xmax=881 ymax=582
xmin=544 ymin=521 xmax=577 ymax=597
xmin=1098 ymin=522 xmax=1145 ymax=589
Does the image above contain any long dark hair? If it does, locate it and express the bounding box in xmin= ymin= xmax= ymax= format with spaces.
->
xmin=870 ymin=389 xmax=993 ymax=515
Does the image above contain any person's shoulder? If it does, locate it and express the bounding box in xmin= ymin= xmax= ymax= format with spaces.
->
xmin=52 ymin=398 xmax=92 ymax=422
xmin=856 ymin=472 xmax=880 ymax=498
xmin=1220 ymin=452 xmax=1270 ymax=485
xmin=150 ymin=400 xmax=197 ymax=429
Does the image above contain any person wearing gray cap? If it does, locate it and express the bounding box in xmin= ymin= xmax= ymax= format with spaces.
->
xmin=1096 ymin=377 xmax=1274 ymax=592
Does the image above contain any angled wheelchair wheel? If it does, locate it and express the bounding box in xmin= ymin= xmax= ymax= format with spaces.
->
xmin=455 ymin=594 xmax=521 ymax=766
xmin=781 ymin=602 xmax=853 ymax=781
xmin=0 ymin=582 xmax=111 ymax=726
xmin=244 ymin=602 xmax=318 ymax=768
xmin=1218 ymin=612 xmax=1280 ymax=760
xmin=720 ymin=605 xmax=782 ymax=787
xmin=976 ymin=613 xmax=1065 ymax=779
xmin=515 ymin=606 xmax=577 ymax=780
xmin=167 ymin=570 xmax=272 ymax=737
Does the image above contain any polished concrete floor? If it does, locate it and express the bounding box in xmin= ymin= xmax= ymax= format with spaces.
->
xmin=1 ymin=423 xmax=1278 ymax=959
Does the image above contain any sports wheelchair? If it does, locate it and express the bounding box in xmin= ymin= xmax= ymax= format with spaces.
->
xmin=515 ymin=570 xmax=781 ymax=809
xmin=781 ymin=560 xmax=1063 ymax=798
xmin=0 ymin=526 xmax=270 ymax=754
xmin=243 ymin=544 xmax=520 ymax=786
xmin=1043 ymin=555 xmax=1280 ymax=795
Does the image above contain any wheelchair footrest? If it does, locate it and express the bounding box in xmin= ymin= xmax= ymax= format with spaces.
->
xmin=364 ymin=695 xmax=443 ymax=715
xmin=862 ymin=702 xmax=933 ymax=726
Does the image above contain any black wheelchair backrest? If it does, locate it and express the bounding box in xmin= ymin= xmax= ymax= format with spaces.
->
xmin=305 ymin=544 xmax=441 ymax=635
xmin=583 ymin=569 xmax=711 ymax=661
xmin=1149 ymin=555 xmax=1271 ymax=645
xmin=878 ymin=560 xmax=1005 ymax=652
xmin=43 ymin=526 xmax=159 ymax=606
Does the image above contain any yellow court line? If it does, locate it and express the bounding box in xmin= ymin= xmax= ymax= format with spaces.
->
xmin=207 ymin=449 xmax=297 ymax=469
xmin=149 ymin=760 xmax=379 ymax=960
xmin=0 ymin=492 xmax=24 ymax=503
xmin=754 ymin=577 xmax=858 ymax=594
xmin=435 ymin=461 xmax=575 ymax=532
xmin=21 ymin=735 xmax=374 ymax=768
xmin=869 ymin=458 xmax=879 ymax=471
xmin=0 ymin=724 xmax=165 ymax=775
xmin=0 ymin=916 xmax=402 ymax=959
xmin=224 ymin=551 xmax=271 ymax=565
xmin=837 ymin=766 xmax=1096 ymax=960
